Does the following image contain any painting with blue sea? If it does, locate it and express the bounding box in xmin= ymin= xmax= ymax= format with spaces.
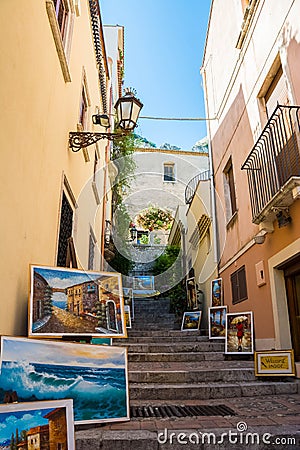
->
xmin=0 ymin=336 xmax=129 ymax=425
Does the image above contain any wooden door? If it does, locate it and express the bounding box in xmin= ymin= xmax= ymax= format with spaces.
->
xmin=284 ymin=260 xmax=300 ymax=361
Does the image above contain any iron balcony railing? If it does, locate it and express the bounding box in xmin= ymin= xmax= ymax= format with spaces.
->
xmin=185 ymin=170 xmax=211 ymax=204
xmin=241 ymin=104 xmax=300 ymax=223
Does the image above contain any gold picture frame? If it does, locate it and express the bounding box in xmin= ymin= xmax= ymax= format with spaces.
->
xmin=254 ymin=350 xmax=296 ymax=376
xmin=28 ymin=264 xmax=126 ymax=338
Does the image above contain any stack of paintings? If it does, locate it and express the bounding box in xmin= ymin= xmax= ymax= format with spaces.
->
xmin=208 ymin=279 xmax=254 ymax=355
xmin=0 ymin=264 xmax=130 ymax=432
xmin=0 ymin=336 xmax=129 ymax=425
xmin=123 ymin=287 xmax=134 ymax=328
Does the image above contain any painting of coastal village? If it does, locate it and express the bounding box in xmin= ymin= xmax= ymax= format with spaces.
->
xmin=0 ymin=336 xmax=129 ymax=425
xmin=28 ymin=265 xmax=126 ymax=337
xmin=0 ymin=399 xmax=74 ymax=450
xmin=209 ymin=306 xmax=227 ymax=339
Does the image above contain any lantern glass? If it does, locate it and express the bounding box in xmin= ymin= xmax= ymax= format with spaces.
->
xmin=115 ymin=92 xmax=143 ymax=131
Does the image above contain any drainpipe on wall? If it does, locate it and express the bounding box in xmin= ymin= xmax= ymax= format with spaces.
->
xmin=201 ymin=64 xmax=219 ymax=267
xmin=180 ymin=221 xmax=188 ymax=278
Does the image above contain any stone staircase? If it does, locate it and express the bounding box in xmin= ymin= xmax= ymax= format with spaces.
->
xmin=75 ymin=297 xmax=300 ymax=449
xmin=132 ymin=297 xmax=177 ymax=330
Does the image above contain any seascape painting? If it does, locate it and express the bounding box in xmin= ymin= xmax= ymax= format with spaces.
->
xmin=28 ymin=265 xmax=126 ymax=338
xmin=0 ymin=336 xmax=129 ymax=425
xmin=133 ymin=275 xmax=157 ymax=297
xmin=0 ymin=399 xmax=75 ymax=450
xmin=225 ymin=312 xmax=254 ymax=354
xmin=209 ymin=306 xmax=227 ymax=339
xmin=181 ymin=311 xmax=202 ymax=331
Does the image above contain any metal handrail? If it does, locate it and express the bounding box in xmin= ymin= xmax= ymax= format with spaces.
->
xmin=185 ymin=170 xmax=211 ymax=204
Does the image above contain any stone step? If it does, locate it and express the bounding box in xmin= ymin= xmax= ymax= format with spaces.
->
xmin=133 ymin=313 xmax=175 ymax=320
xmin=119 ymin=342 xmax=225 ymax=353
xmin=132 ymin=319 xmax=176 ymax=326
xmin=131 ymin=324 xmax=176 ymax=331
xmin=134 ymin=306 xmax=171 ymax=312
xmin=114 ymin=335 xmax=209 ymax=344
xmin=134 ymin=300 xmax=170 ymax=309
xmin=75 ymin=424 xmax=300 ymax=450
xmin=128 ymin=351 xmax=225 ymax=362
xmin=129 ymin=380 xmax=299 ymax=401
xmin=129 ymin=368 xmax=255 ymax=384
xmin=127 ymin=330 xmax=203 ymax=337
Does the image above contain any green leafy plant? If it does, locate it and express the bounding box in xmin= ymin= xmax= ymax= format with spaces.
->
xmin=152 ymin=245 xmax=187 ymax=316
xmin=106 ymin=133 xmax=137 ymax=275
xmin=139 ymin=234 xmax=149 ymax=245
xmin=111 ymin=132 xmax=136 ymax=210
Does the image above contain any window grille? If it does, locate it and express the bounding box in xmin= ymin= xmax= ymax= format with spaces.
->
xmin=57 ymin=193 xmax=73 ymax=267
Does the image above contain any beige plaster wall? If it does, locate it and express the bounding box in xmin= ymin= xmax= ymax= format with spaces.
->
xmin=124 ymin=149 xmax=209 ymax=221
xmin=0 ymin=0 xmax=111 ymax=334
xmin=186 ymin=180 xmax=218 ymax=328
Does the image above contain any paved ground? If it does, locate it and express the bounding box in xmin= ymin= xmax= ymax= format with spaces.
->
xmin=39 ymin=306 xmax=96 ymax=333
xmin=76 ymin=391 xmax=300 ymax=449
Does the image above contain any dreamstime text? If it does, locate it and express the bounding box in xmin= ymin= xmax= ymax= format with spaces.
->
xmin=157 ymin=422 xmax=296 ymax=446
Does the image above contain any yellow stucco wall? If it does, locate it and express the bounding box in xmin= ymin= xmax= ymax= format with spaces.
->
xmin=0 ymin=0 xmax=110 ymax=334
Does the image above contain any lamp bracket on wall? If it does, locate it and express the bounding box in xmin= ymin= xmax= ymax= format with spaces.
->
xmin=69 ymin=131 xmax=128 ymax=151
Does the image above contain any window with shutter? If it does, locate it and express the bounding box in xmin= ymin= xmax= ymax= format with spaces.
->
xmin=265 ymin=65 xmax=289 ymax=117
xmin=223 ymin=158 xmax=237 ymax=222
xmin=163 ymin=163 xmax=175 ymax=182
xmin=231 ymin=266 xmax=248 ymax=304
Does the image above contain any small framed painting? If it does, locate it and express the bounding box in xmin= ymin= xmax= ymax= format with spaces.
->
xmin=186 ymin=277 xmax=198 ymax=310
xmin=0 ymin=336 xmax=129 ymax=425
xmin=133 ymin=276 xmax=154 ymax=291
xmin=124 ymin=305 xmax=132 ymax=328
xmin=28 ymin=265 xmax=126 ymax=338
xmin=123 ymin=287 xmax=134 ymax=320
xmin=0 ymin=399 xmax=75 ymax=450
xmin=211 ymin=278 xmax=223 ymax=307
xmin=255 ymin=350 xmax=295 ymax=376
xmin=181 ymin=311 xmax=202 ymax=331
xmin=225 ymin=312 xmax=254 ymax=354
xmin=209 ymin=306 xmax=227 ymax=339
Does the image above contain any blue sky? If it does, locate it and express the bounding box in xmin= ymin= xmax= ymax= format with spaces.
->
xmin=100 ymin=0 xmax=211 ymax=150
xmin=0 ymin=408 xmax=52 ymax=443
xmin=1 ymin=336 xmax=126 ymax=368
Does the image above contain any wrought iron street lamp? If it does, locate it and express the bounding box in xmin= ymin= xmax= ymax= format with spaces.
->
xmin=129 ymin=225 xmax=137 ymax=242
xmin=104 ymin=220 xmax=112 ymax=246
xmin=69 ymin=89 xmax=143 ymax=151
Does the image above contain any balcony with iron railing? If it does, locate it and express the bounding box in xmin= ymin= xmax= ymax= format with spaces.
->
xmin=185 ymin=170 xmax=211 ymax=204
xmin=241 ymin=104 xmax=300 ymax=224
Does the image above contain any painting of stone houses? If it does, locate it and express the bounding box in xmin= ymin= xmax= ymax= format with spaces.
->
xmin=29 ymin=265 xmax=126 ymax=338
xmin=0 ymin=400 xmax=74 ymax=450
